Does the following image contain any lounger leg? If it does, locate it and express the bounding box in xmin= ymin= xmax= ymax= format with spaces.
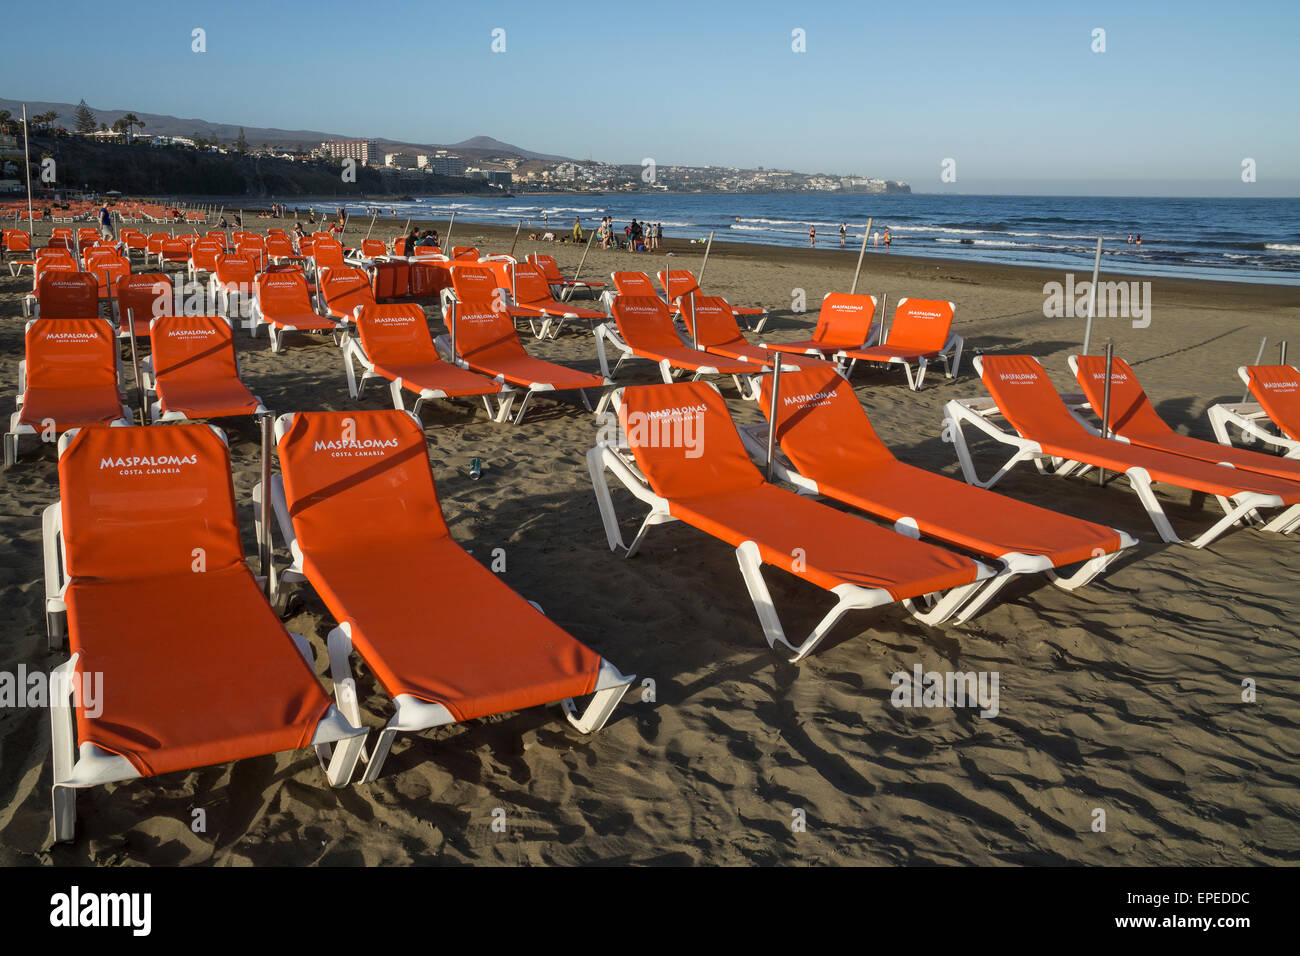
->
xmin=362 ymin=726 xmax=400 ymax=783
xmin=1260 ymin=502 xmax=1300 ymax=534
xmin=914 ymin=359 xmax=927 ymax=391
xmin=945 ymin=416 xmax=1033 ymax=489
xmin=593 ymin=325 xmax=612 ymax=379
xmin=1128 ymin=471 xmax=1182 ymax=544
xmin=948 ymin=574 xmax=1021 ymax=624
xmin=3 ymin=432 xmax=16 ymax=468
xmin=562 ymin=661 xmax=634 ymax=733
xmin=343 ymin=351 xmax=360 ymax=398
xmin=903 ymin=577 xmax=988 ymax=626
xmin=50 ymin=657 xmax=78 ymax=843
xmin=1047 ymin=549 xmax=1121 ymax=590
xmin=658 ymin=359 xmax=674 ymax=384
xmin=42 ymin=503 xmax=66 ymax=648
xmin=512 ymin=391 xmax=535 ymax=425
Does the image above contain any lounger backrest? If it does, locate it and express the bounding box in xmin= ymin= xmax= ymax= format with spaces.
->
xmin=811 ymin=293 xmax=877 ymax=348
xmin=38 ymin=271 xmax=99 ymax=317
xmin=452 ymin=298 xmax=527 ymax=363
xmin=320 ymin=266 xmax=376 ymax=318
xmin=658 ymin=269 xmax=701 ymax=302
xmin=298 ymin=238 xmax=316 ymax=257
xmin=150 ymin=314 xmax=239 ymax=384
xmin=511 ymin=263 xmax=554 ymax=304
xmin=117 ymin=273 xmax=174 ymax=323
xmin=278 ymin=410 xmax=451 ymax=550
xmin=619 ymin=381 xmax=764 ymax=499
xmin=356 ymin=304 xmax=439 ymax=366
xmin=86 ymin=258 xmax=131 ymax=299
xmin=527 ymin=254 xmax=564 ymax=283
xmin=234 ymin=242 xmax=266 ymax=270
xmin=758 ymin=366 xmax=897 ymax=474
xmin=1073 ymin=355 xmax=1169 ymax=439
xmin=610 ymin=295 xmax=690 ymax=352
xmin=59 ymin=424 xmax=246 ymax=581
xmin=3 ymin=230 xmax=32 ymax=252
xmin=25 ymin=318 xmax=118 ymax=394
xmin=450 ymin=265 xmax=501 ymax=301
xmin=413 ymin=245 xmax=443 ymax=258
xmin=451 ymin=246 xmax=479 ymax=260
xmin=146 ymin=234 xmax=167 ymax=254
xmin=979 ymin=355 xmax=1085 ymax=441
xmin=611 ymin=272 xmax=659 ymax=297
xmin=205 ymin=231 xmax=228 ymax=249
xmin=679 ymin=294 xmax=745 ymax=348
xmin=214 ymin=254 xmax=256 ymax=287
xmin=884 ymin=298 xmax=955 ymax=352
xmin=1246 ymin=365 xmax=1300 ymax=440
xmin=189 ymin=242 xmax=222 ymax=272
xmin=266 ymin=235 xmax=295 ymax=258
xmin=313 ymin=239 xmax=345 ymax=270
xmin=256 ymin=271 xmax=313 ymax=316
xmin=361 ymin=238 xmax=387 ymax=258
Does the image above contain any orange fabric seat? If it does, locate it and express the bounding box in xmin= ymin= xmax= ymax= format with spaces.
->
xmin=253 ymin=270 xmax=339 ymax=351
xmin=452 ymin=298 xmax=605 ymax=392
xmin=148 ymin=315 xmax=263 ymax=420
xmin=36 ymin=271 xmax=99 ymax=318
xmin=117 ymin=273 xmax=173 ymax=338
xmin=986 ymin=355 xmax=1300 ymax=501
xmin=1246 ymin=365 xmax=1300 ymax=441
xmin=1074 ymin=355 xmax=1300 ymax=484
xmin=765 ymin=292 xmax=878 ymax=357
xmin=680 ymin=295 xmax=821 ymax=368
xmin=355 ymin=303 xmax=501 ymax=400
xmin=15 ymin=319 xmax=125 ymax=431
xmin=761 ymin=366 xmax=1125 ymax=569
xmin=319 ymin=266 xmax=377 ymax=323
xmin=609 ymin=296 xmax=753 ymax=375
xmin=276 ymin=411 xmax=604 ymax=722
xmin=57 ymin=426 xmax=334 ymax=778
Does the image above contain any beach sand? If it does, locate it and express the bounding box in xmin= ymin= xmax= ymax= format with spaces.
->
xmin=2 ymin=213 xmax=1298 ymax=865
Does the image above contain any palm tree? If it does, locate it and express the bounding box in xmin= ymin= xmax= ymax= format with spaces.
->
xmin=119 ymin=112 xmax=144 ymax=143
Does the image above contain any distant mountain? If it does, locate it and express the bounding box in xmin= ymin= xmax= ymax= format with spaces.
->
xmin=447 ymin=136 xmax=569 ymax=162
xmin=0 ymin=98 xmax=572 ymax=161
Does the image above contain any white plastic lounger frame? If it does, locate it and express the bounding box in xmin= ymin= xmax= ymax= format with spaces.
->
xmin=248 ymin=297 xmax=343 ymax=354
xmin=45 ymin=427 xmax=366 ymax=842
xmin=942 ymin=357 xmax=1300 ymax=548
xmin=835 ymin=301 xmax=964 ymax=391
xmin=257 ymin=411 xmax=634 ymax=781
xmin=1206 ymin=366 xmax=1300 ymax=459
xmin=586 ymin=388 xmax=992 ymax=661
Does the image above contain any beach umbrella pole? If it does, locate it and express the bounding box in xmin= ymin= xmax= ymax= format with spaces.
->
xmin=875 ymin=292 xmax=889 ymax=347
xmin=508 ymin=218 xmax=523 ymax=258
xmin=22 ymin=105 xmax=35 ymax=230
xmin=689 ymin=288 xmax=698 ymax=350
xmin=850 ymin=217 xmax=873 ymax=295
xmin=1281 ymin=341 xmax=1289 ymax=366
xmin=126 ymin=308 xmax=147 ymax=425
xmin=448 ymin=299 xmax=457 ymax=360
xmin=363 ymin=211 xmax=378 ymax=241
xmin=443 ymin=212 xmax=455 ymax=253
xmin=258 ymin=414 xmax=275 ymax=601
xmin=572 ymin=231 xmax=595 ymax=282
xmin=1082 ymin=236 xmax=1103 ymax=355
xmin=765 ymin=359 xmax=783 ymax=484
xmin=697 ymin=230 xmax=715 ymax=286
xmin=1098 ymin=339 xmax=1114 ymax=486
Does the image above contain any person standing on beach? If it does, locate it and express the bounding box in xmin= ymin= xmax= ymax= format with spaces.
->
xmin=809 ymin=225 xmax=816 ymax=247
xmin=1136 ymin=234 xmax=1142 ymax=248
xmin=573 ymin=217 xmax=582 ymax=243
xmin=840 ymin=222 xmax=846 ymax=247
xmin=883 ymin=227 xmax=891 ymax=251
xmin=98 ymin=203 xmax=114 ymax=239
xmin=1128 ymin=234 xmax=1134 ymax=245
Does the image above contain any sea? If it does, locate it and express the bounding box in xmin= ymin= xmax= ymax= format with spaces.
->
xmin=335 ymin=193 xmax=1300 ymax=286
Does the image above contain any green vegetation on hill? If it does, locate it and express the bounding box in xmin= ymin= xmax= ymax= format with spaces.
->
xmin=29 ymin=135 xmax=496 ymax=197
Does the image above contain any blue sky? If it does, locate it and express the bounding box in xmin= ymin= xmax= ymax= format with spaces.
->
xmin=2 ymin=0 xmax=1297 ymax=195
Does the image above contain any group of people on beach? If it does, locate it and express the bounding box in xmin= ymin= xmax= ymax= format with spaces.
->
xmin=812 ymin=222 xmax=890 ymax=250
xmin=594 ymin=216 xmax=662 ymax=252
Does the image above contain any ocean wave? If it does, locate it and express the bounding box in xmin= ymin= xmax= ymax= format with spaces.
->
xmin=1265 ymin=243 xmax=1300 ymax=253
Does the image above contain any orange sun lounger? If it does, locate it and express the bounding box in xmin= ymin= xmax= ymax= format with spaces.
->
xmin=762 ymin=292 xmax=879 ymax=360
xmin=1208 ymin=364 xmax=1300 ymax=460
xmin=318 ymin=265 xmax=378 ymax=326
xmin=440 ymin=293 xmax=609 ymax=424
xmin=508 ymin=261 xmax=606 ymax=339
xmin=261 ymin=410 xmax=633 ymax=781
xmin=836 ymin=297 xmax=964 ymax=390
xmin=27 ymin=269 xmax=99 ymax=320
xmin=1070 ymin=354 xmax=1300 ymax=485
xmin=44 ymin=424 xmax=366 ymax=840
xmin=679 ymin=294 xmax=820 ymax=370
xmin=143 ymin=314 xmax=268 ymax=423
xmin=587 ymin=381 xmax=995 ymax=660
xmin=598 ymin=295 xmax=757 ymax=394
xmin=250 ymin=270 xmax=343 ymax=352
xmin=116 ymin=273 xmax=173 ymax=339
xmin=658 ymin=269 xmax=770 ymax=332
xmin=7 ymin=318 xmax=132 ymax=466
xmin=343 ymin=303 xmax=512 ymax=420
xmin=526 ymin=252 xmax=605 ymax=300
xmin=208 ymin=253 xmax=257 ymax=319
xmin=740 ymin=366 xmax=1136 ymax=622
xmin=944 ymin=355 xmax=1300 ymax=547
